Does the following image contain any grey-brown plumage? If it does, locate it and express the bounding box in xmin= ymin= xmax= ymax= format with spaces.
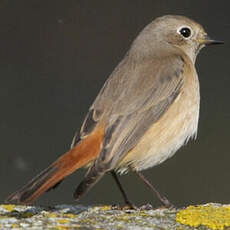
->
xmin=73 ymin=15 xmax=222 ymax=201
xmin=6 ymin=15 xmax=223 ymax=206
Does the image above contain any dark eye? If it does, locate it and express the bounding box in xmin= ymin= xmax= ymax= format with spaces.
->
xmin=179 ymin=27 xmax=191 ymax=38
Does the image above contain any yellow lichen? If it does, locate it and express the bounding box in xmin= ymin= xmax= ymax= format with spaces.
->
xmin=20 ymin=211 xmax=34 ymax=218
xmin=57 ymin=219 xmax=70 ymax=224
xmin=100 ymin=205 xmax=112 ymax=211
xmin=55 ymin=226 xmax=69 ymax=230
xmin=63 ymin=213 xmax=76 ymax=219
xmin=45 ymin=212 xmax=58 ymax=218
xmin=11 ymin=224 xmax=20 ymax=228
xmin=45 ymin=212 xmax=76 ymax=220
xmin=56 ymin=225 xmax=80 ymax=230
xmin=1 ymin=204 xmax=15 ymax=212
xmin=176 ymin=204 xmax=230 ymax=230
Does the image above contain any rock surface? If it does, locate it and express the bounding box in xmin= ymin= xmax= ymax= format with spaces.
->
xmin=0 ymin=203 xmax=230 ymax=229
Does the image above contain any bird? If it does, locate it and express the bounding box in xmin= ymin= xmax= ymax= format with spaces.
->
xmin=5 ymin=15 xmax=223 ymax=207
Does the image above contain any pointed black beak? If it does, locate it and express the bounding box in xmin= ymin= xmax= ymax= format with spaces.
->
xmin=204 ymin=36 xmax=224 ymax=45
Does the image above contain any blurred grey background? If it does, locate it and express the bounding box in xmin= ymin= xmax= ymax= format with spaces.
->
xmin=0 ymin=0 xmax=229 ymax=207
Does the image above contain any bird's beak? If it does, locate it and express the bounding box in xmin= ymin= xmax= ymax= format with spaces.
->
xmin=199 ymin=35 xmax=224 ymax=45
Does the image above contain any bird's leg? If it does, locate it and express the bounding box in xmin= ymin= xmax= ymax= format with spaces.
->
xmin=111 ymin=171 xmax=136 ymax=209
xmin=133 ymin=170 xmax=173 ymax=208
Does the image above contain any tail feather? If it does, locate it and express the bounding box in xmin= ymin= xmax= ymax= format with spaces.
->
xmin=74 ymin=166 xmax=106 ymax=201
xmin=5 ymin=126 xmax=104 ymax=204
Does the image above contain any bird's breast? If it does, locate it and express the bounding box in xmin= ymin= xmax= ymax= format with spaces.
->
xmin=117 ymin=67 xmax=200 ymax=173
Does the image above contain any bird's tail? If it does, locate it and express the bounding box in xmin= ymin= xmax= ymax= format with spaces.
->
xmin=5 ymin=126 xmax=104 ymax=204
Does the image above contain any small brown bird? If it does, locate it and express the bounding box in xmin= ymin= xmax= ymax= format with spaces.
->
xmin=5 ymin=15 xmax=223 ymax=207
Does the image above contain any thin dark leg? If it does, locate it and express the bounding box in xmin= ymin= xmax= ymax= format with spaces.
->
xmin=111 ymin=171 xmax=136 ymax=209
xmin=134 ymin=170 xmax=172 ymax=208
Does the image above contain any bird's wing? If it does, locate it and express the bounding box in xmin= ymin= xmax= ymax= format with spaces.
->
xmin=73 ymin=53 xmax=186 ymax=199
xmin=98 ymin=55 xmax=185 ymax=166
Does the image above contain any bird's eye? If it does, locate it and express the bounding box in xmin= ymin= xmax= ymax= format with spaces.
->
xmin=179 ymin=27 xmax=191 ymax=38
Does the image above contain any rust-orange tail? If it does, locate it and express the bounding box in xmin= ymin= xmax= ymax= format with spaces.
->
xmin=5 ymin=127 xmax=104 ymax=204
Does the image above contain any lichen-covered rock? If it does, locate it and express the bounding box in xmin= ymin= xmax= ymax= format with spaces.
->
xmin=176 ymin=204 xmax=230 ymax=230
xmin=0 ymin=203 xmax=229 ymax=229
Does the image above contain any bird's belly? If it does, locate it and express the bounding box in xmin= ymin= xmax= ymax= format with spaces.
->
xmin=117 ymin=88 xmax=200 ymax=174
